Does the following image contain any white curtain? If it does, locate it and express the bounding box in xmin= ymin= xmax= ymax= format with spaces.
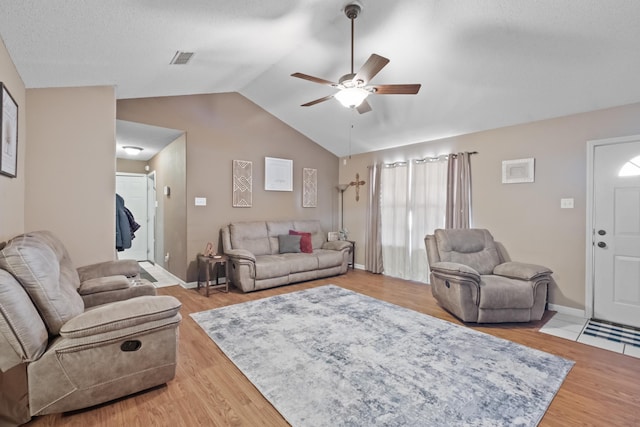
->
xmin=381 ymin=163 xmax=410 ymax=279
xmin=411 ymin=159 xmax=448 ymax=282
xmin=380 ymin=159 xmax=447 ymax=282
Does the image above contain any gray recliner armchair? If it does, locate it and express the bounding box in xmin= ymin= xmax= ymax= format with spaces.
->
xmin=0 ymin=231 xmax=182 ymax=425
xmin=424 ymin=228 xmax=552 ymax=323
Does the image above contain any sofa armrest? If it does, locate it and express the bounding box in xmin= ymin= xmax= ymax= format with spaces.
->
xmin=224 ymin=249 xmax=256 ymax=262
xmin=430 ymin=262 xmax=481 ymax=283
xmin=78 ymin=275 xmax=131 ymax=295
xmin=60 ymin=295 xmax=181 ymax=339
xmin=322 ymin=240 xmax=351 ymax=251
xmin=77 ymin=260 xmax=140 ymax=282
xmin=493 ymin=262 xmax=552 ymax=281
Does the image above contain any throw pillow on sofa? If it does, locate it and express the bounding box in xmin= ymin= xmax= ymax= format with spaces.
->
xmin=289 ymin=230 xmax=312 ymax=253
xmin=279 ymin=234 xmax=301 ymax=253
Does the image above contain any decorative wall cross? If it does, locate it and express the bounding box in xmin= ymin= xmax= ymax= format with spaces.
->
xmin=349 ymin=173 xmax=366 ymax=202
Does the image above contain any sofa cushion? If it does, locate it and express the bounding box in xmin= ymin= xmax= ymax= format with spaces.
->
xmin=278 ymin=235 xmax=301 ymax=254
xmin=267 ymin=221 xmax=294 ymax=254
xmin=0 ymin=234 xmax=85 ymax=334
xmin=289 ymin=230 xmax=312 ymax=253
xmin=229 ymin=221 xmax=272 ymax=256
xmin=292 ymin=220 xmax=324 ymax=249
xmin=255 ymin=255 xmax=291 ymax=280
xmin=434 ymin=229 xmax=501 ymax=275
xmin=280 ymin=253 xmax=319 ymax=273
xmin=479 ymin=275 xmax=534 ymax=309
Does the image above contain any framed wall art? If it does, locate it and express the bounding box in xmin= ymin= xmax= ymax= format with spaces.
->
xmin=303 ymin=167 xmax=317 ymax=207
xmin=265 ymin=157 xmax=293 ymax=191
xmin=232 ymin=160 xmax=253 ymax=207
xmin=502 ymin=158 xmax=534 ymax=184
xmin=1 ymin=83 xmax=18 ymax=178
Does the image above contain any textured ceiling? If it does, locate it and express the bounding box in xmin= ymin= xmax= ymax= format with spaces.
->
xmin=2 ymin=0 xmax=640 ymax=157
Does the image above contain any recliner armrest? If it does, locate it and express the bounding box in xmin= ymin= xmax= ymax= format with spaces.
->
xmin=77 ymin=260 xmax=140 ymax=282
xmin=78 ymin=275 xmax=130 ymax=295
xmin=224 ymin=249 xmax=256 ymax=262
xmin=430 ymin=262 xmax=481 ymax=282
xmin=493 ymin=262 xmax=552 ymax=281
xmin=59 ymin=295 xmax=181 ymax=339
xmin=322 ymin=240 xmax=351 ymax=251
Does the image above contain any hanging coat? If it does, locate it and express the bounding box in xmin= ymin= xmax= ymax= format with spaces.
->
xmin=116 ymin=193 xmax=132 ymax=251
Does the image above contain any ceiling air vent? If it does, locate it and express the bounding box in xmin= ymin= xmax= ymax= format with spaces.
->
xmin=170 ymin=51 xmax=194 ymax=65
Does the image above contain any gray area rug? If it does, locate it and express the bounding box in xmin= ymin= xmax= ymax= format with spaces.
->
xmin=191 ymin=285 xmax=574 ymax=426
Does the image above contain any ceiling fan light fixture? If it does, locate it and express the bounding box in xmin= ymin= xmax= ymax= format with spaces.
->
xmin=335 ymin=87 xmax=369 ymax=108
xmin=123 ymin=146 xmax=143 ymax=155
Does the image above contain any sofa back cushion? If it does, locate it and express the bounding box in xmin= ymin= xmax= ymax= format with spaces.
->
xmin=28 ymin=231 xmax=82 ymax=290
xmin=0 ymin=269 xmax=48 ymax=370
xmin=434 ymin=229 xmax=501 ymax=275
xmin=266 ymin=221 xmax=294 ymax=254
xmin=292 ymin=220 xmax=325 ymax=250
xmin=0 ymin=233 xmax=85 ymax=334
xmin=229 ymin=221 xmax=271 ymax=256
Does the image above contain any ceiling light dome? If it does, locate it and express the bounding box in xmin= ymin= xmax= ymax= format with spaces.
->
xmin=123 ymin=146 xmax=143 ymax=155
xmin=334 ymin=87 xmax=369 ymax=108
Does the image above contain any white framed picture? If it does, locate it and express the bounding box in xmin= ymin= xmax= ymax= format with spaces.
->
xmin=502 ymin=158 xmax=534 ymax=184
xmin=265 ymin=157 xmax=293 ymax=191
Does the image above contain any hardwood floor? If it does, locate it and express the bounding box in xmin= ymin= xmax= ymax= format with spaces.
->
xmin=27 ymin=270 xmax=640 ymax=426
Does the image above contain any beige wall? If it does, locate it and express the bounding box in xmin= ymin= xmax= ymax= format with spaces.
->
xmin=117 ymin=92 xmax=339 ymax=281
xmin=0 ymin=37 xmax=26 ymax=242
xmin=26 ymin=86 xmax=116 ymax=267
xmin=340 ymin=102 xmax=640 ymax=310
xmin=148 ymin=134 xmax=187 ymax=279
xmin=116 ymin=158 xmax=148 ymax=174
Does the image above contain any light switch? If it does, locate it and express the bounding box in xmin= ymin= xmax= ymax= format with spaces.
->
xmin=560 ymin=198 xmax=574 ymax=209
xmin=195 ymin=197 xmax=207 ymax=206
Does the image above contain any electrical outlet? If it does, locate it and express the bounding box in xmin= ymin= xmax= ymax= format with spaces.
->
xmin=164 ymin=253 xmax=170 ymax=262
xmin=560 ymin=198 xmax=574 ymax=209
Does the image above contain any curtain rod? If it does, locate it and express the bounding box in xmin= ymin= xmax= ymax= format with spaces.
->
xmin=371 ymin=151 xmax=479 ymax=168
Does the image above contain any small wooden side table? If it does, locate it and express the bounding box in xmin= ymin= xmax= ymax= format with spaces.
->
xmin=346 ymin=240 xmax=355 ymax=269
xmin=197 ymin=254 xmax=229 ymax=297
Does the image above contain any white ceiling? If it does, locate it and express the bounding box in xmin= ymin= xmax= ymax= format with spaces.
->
xmin=2 ymin=0 xmax=640 ymax=157
xmin=116 ymin=120 xmax=183 ymax=161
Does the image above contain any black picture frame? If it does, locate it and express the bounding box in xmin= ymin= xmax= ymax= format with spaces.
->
xmin=1 ymin=82 xmax=19 ymax=178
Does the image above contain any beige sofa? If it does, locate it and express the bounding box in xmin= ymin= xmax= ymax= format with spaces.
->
xmin=221 ymin=220 xmax=352 ymax=292
xmin=0 ymin=231 xmax=181 ymax=425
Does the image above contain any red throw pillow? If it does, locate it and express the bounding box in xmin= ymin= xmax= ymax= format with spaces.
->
xmin=289 ymin=230 xmax=313 ymax=253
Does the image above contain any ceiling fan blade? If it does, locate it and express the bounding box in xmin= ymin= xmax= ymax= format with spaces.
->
xmin=354 ymin=54 xmax=390 ymax=84
xmin=372 ymin=84 xmax=421 ymax=95
xmin=301 ymin=94 xmax=334 ymax=107
xmin=291 ymin=73 xmax=337 ymax=87
xmin=356 ymin=99 xmax=372 ymax=114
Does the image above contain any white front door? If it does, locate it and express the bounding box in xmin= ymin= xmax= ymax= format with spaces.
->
xmin=116 ymin=174 xmax=148 ymax=261
xmin=146 ymin=171 xmax=156 ymax=263
xmin=593 ymin=139 xmax=640 ymax=327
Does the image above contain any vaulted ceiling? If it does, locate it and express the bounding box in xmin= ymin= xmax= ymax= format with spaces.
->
xmin=2 ymin=0 xmax=640 ymax=157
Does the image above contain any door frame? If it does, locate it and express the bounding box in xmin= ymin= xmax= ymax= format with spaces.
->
xmin=585 ymin=133 xmax=640 ymax=319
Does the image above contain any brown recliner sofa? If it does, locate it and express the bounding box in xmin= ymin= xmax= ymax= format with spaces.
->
xmin=0 ymin=231 xmax=182 ymax=426
xmin=425 ymin=228 xmax=552 ymax=323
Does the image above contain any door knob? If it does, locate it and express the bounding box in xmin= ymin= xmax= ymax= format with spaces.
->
xmin=597 ymin=230 xmax=606 ymax=236
xmin=597 ymin=241 xmax=607 ymax=248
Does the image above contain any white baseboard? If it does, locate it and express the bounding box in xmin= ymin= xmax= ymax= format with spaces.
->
xmin=548 ymin=303 xmax=586 ymax=318
xmin=354 ymin=263 xmax=365 ymax=270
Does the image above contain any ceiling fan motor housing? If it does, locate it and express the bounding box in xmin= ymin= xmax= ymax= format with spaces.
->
xmin=344 ymin=3 xmax=361 ymax=20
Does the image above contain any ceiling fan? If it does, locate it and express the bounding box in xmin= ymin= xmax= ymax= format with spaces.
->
xmin=291 ymin=3 xmax=421 ymax=114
